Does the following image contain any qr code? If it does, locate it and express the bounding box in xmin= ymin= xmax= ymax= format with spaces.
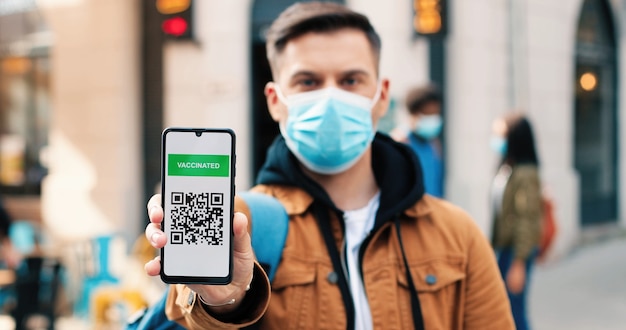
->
xmin=169 ymin=192 xmax=225 ymax=245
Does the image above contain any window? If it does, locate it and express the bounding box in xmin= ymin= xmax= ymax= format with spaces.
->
xmin=0 ymin=55 xmax=50 ymax=195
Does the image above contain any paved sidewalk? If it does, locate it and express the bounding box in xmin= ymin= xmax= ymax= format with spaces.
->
xmin=530 ymin=238 xmax=626 ymax=330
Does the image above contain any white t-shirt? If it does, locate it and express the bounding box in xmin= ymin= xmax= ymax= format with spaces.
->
xmin=343 ymin=192 xmax=380 ymax=330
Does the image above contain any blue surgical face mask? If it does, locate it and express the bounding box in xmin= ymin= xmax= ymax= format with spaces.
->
xmin=414 ymin=114 xmax=442 ymax=140
xmin=276 ymin=85 xmax=380 ymax=175
xmin=490 ymin=136 xmax=508 ymax=155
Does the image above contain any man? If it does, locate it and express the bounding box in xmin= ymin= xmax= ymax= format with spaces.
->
xmin=144 ymin=2 xmax=514 ymax=329
xmin=392 ymin=85 xmax=445 ymax=198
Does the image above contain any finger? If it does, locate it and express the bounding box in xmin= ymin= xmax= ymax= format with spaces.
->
xmin=144 ymin=256 xmax=161 ymax=277
xmin=147 ymin=194 xmax=163 ymax=224
xmin=145 ymin=223 xmax=167 ymax=248
xmin=147 ymin=194 xmax=162 ymax=211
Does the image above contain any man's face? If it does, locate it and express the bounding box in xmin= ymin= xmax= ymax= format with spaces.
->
xmin=264 ymin=28 xmax=389 ymax=126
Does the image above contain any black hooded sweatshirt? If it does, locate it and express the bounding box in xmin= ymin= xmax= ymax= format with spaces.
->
xmin=256 ymin=133 xmax=425 ymax=226
xmin=254 ymin=133 xmax=426 ymax=329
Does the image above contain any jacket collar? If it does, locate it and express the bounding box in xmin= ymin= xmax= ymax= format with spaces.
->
xmin=251 ymin=184 xmax=313 ymax=216
xmin=403 ymin=194 xmax=434 ymax=218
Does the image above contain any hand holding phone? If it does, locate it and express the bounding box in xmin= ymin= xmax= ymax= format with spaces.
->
xmin=160 ymin=128 xmax=236 ymax=284
xmin=145 ymin=197 xmax=255 ymax=310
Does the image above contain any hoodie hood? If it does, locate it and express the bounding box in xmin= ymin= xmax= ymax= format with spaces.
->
xmin=256 ymin=133 xmax=425 ymax=229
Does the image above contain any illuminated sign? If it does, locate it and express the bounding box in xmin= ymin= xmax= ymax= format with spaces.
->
xmin=580 ymin=72 xmax=597 ymax=91
xmin=413 ymin=0 xmax=446 ymax=37
xmin=156 ymin=0 xmax=193 ymax=40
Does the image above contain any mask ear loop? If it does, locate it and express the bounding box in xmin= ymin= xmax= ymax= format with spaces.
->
xmin=273 ymin=84 xmax=292 ymax=144
xmin=369 ymin=81 xmax=384 ymax=134
xmin=370 ymin=81 xmax=383 ymax=108
xmin=273 ymin=84 xmax=289 ymax=106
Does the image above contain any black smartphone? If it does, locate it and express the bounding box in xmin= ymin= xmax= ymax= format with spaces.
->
xmin=160 ymin=127 xmax=235 ymax=284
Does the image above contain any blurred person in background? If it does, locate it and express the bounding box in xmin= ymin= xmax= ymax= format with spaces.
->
xmin=490 ymin=113 xmax=542 ymax=330
xmin=391 ymin=84 xmax=444 ymax=197
xmin=0 ymin=198 xmax=20 ymax=270
xmin=0 ymin=196 xmax=19 ymax=319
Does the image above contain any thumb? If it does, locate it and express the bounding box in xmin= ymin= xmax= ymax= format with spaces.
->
xmin=231 ymin=212 xmax=254 ymax=287
xmin=232 ymin=212 xmax=251 ymax=253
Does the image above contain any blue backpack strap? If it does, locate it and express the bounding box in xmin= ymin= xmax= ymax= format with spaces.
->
xmin=239 ymin=191 xmax=289 ymax=282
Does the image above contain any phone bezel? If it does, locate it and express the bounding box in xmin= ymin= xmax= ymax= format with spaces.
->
xmin=159 ymin=127 xmax=235 ymax=285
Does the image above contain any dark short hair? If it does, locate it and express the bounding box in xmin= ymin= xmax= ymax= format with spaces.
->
xmin=503 ymin=113 xmax=539 ymax=166
xmin=265 ymin=2 xmax=381 ymax=77
xmin=405 ymin=84 xmax=442 ymax=115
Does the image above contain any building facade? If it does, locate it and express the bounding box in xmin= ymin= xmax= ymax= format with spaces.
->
xmin=0 ymin=0 xmax=623 ymax=259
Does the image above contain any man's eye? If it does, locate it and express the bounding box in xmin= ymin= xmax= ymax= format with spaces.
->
xmin=342 ymin=78 xmax=358 ymax=86
xmin=298 ymin=79 xmax=317 ymax=87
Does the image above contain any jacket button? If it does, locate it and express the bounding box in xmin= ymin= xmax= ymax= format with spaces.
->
xmin=425 ymin=274 xmax=437 ymax=285
xmin=188 ymin=292 xmax=195 ymax=305
xmin=327 ymin=271 xmax=338 ymax=284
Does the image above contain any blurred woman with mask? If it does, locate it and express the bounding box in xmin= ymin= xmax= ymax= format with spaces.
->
xmin=490 ymin=113 xmax=542 ymax=330
xmin=392 ymin=84 xmax=444 ymax=197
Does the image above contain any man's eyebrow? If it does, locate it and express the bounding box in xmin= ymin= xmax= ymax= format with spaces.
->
xmin=341 ymin=69 xmax=371 ymax=77
xmin=289 ymin=70 xmax=319 ymax=79
xmin=286 ymin=69 xmax=373 ymax=84
xmin=289 ymin=69 xmax=371 ymax=78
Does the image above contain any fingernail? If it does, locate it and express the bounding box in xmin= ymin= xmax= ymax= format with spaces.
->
xmin=149 ymin=205 xmax=157 ymax=217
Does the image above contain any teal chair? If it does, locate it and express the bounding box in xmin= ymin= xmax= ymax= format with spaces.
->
xmin=75 ymin=235 xmax=120 ymax=318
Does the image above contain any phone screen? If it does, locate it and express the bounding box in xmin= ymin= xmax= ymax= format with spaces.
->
xmin=160 ymin=128 xmax=235 ymax=284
